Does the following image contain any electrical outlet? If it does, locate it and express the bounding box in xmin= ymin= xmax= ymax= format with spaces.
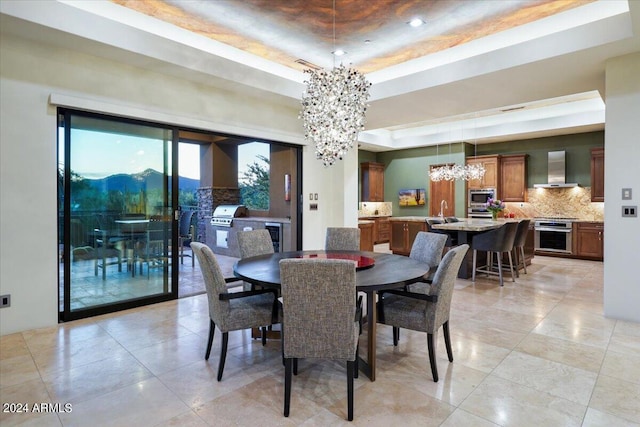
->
xmin=0 ymin=294 xmax=10 ymax=308
xmin=622 ymin=206 xmax=637 ymax=217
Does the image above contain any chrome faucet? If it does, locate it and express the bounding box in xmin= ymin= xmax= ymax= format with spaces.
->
xmin=439 ymin=199 xmax=448 ymax=220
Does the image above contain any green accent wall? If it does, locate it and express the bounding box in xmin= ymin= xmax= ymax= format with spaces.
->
xmin=358 ymin=144 xmax=467 ymax=217
xmin=358 ymin=131 xmax=604 ymax=217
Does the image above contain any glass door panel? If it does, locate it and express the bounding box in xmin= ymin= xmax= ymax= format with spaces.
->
xmin=59 ymin=111 xmax=176 ymax=320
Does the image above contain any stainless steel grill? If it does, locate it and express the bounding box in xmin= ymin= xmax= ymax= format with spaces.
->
xmin=210 ymin=205 xmax=247 ymax=227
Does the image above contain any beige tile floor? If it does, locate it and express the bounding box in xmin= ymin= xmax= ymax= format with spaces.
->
xmin=3 ymin=253 xmax=640 ymax=426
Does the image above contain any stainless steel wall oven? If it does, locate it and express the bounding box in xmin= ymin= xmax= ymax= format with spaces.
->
xmin=534 ymin=218 xmax=574 ymax=254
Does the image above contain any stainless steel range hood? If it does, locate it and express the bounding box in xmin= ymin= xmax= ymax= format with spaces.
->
xmin=533 ymin=151 xmax=579 ymax=188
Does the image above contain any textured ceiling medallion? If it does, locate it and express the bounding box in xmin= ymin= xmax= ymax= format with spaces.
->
xmin=300 ymin=64 xmax=371 ymax=166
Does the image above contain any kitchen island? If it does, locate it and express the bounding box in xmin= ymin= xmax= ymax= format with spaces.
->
xmin=389 ymin=217 xmax=534 ymax=279
xmin=431 ymin=218 xmax=533 ymax=278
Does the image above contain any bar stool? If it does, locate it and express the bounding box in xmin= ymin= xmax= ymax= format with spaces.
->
xmin=472 ymin=222 xmax=518 ymax=286
xmin=426 ymin=219 xmax=457 ymax=247
xmin=512 ymin=219 xmax=531 ymax=277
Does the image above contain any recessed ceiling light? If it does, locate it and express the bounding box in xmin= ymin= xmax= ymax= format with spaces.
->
xmin=332 ymin=49 xmax=347 ymax=56
xmin=364 ymin=39 xmax=372 ymax=44
xmin=408 ymin=18 xmax=425 ymax=27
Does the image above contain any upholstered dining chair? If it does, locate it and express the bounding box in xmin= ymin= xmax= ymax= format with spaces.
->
xmin=407 ymin=231 xmax=448 ymax=288
xmin=237 ymin=229 xmax=274 ymax=290
xmin=377 ymin=244 xmax=469 ymax=382
xmin=325 ymin=227 xmax=361 ymax=251
xmin=279 ymin=258 xmax=362 ymax=421
xmin=190 ymin=242 xmax=279 ymax=381
xmin=512 ymin=219 xmax=531 ymax=277
xmin=471 ymin=222 xmax=518 ymax=286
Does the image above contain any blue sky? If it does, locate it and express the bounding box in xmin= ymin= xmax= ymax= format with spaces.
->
xmin=60 ymin=128 xmax=269 ymax=181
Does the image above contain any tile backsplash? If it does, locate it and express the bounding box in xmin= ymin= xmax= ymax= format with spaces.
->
xmin=359 ymin=202 xmax=393 ymax=217
xmin=504 ymin=187 xmax=604 ymax=220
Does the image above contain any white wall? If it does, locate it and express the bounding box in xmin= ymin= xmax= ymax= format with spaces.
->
xmin=0 ymin=33 xmax=356 ymax=334
xmin=603 ymin=52 xmax=640 ymax=322
xmin=301 ymin=144 xmax=360 ymax=250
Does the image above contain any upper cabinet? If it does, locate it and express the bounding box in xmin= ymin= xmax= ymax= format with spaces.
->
xmin=500 ymin=154 xmax=528 ymax=202
xmin=466 ymin=155 xmax=500 ymax=189
xmin=361 ymin=162 xmax=385 ymax=202
xmin=591 ymin=147 xmax=604 ymax=202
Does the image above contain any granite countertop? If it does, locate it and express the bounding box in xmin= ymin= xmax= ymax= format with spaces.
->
xmin=431 ymin=218 xmax=521 ymax=232
xmin=358 ymin=220 xmax=375 ymax=224
xmin=234 ymin=216 xmax=291 ymax=223
xmin=358 ymin=215 xmax=392 ymax=218
xmin=388 ymin=216 xmax=442 ymax=222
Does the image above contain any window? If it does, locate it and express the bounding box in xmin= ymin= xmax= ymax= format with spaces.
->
xmin=238 ymin=142 xmax=270 ymax=210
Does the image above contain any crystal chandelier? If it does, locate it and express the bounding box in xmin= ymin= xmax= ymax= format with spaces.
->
xmin=299 ymin=2 xmax=371 ymax=166
xmin=429 ymin=162 xmax=486 ymax=182
xmin=429 ymin=139 xmax=486 ymax=182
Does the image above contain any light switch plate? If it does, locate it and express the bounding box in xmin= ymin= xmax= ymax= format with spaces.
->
xmin=622 ymin=206 xmax=637 ymax=217
xmin=622 ymin=188 xmax=632 ymax=200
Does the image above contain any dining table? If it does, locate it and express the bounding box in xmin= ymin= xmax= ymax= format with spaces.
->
xmin=233 ymin=250 xmax=430 ymax=381
xmin=114 ymin=219 xmax=150 ymax=276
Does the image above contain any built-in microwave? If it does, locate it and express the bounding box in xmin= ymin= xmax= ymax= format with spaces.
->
xmin=468 ymin=188 xmax=496 ymax=207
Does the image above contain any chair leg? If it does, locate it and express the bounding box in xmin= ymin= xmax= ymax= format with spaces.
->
xmin=217 ymin=332 xmax=228 ymax=381
xmin=443 ymin=321 xmax=453 ymax=362
xmin=392 ymin=326 xmax=399 ymax=346
xmin=354 ymin=345 xmax=359 ymax=379
xmin=347 ymin=360 xmax=355 ymax=421
xmin=293 ymin=358 xmax=298 ymax=376
xmin=496 ymin=253 xmax=504 ymax=286
xmin=261 ymin=326 xmax=267 ymax=346
xmin=472 ymin=249 xmax=477 ymax=282
xmin=284 ymin=358 xmax=292 ymax=417
xmin=205 ymin=319 xmax=215 ymax=360
xmin=513 ymin=248 xmax=520 ymax=278
xmin=507 ymin=251 xmax=516 ymax=282
xmin=427 ymin=332 xmax=438 ymax=382
xmin=520 ymin=246 xmax=527 ymax=274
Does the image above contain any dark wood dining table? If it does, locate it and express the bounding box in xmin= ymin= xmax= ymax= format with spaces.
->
xmin=233 ymin=250 xmax=430 ymax=381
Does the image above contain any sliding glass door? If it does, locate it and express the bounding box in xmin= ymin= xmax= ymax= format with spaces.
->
xmin=58 ymin=110 xmax=177 ymax=320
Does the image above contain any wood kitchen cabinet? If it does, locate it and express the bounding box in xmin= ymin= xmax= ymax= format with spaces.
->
xmin=361 ymin=162 xmax=385 ymax=202
xmin=358 ymin=221 xmax=374 ymax=251
xmin=360 ymin=216 xmax=391 ymax=244
xmin=376 ymin=217 xmax=390 ymax=243
xmin=390 ymin=219 xmax=427 ymax=255
xmin=591 ymin=147 xmax=604 ymax=202
xmin=466 ymin=155 xmax=500 ymax=189
xmin=574 ymin=221 xmax=604 ymax=260
xmin=500 ymin=154 xmax=528 ymax=202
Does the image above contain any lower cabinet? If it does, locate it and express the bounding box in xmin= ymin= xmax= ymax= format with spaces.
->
xmin=358 ymin=222 xmax=374 ymax=252
xmin=360 ymin=216 xmax=391 ymax=244
xmin=574 ymin=222 xmax=604 ymax=260
xmin=390 ymin=220 xmax=427 ymax=255
xmin=377 ymin=217 xmax=390 ymax=243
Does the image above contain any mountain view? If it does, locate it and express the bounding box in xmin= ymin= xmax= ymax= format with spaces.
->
xmin=86 ymin=168 xmax=199 ymax=192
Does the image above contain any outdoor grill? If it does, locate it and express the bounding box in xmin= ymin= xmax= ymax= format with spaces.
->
xmin=210 ymin=204 xmax=247 ymax=227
